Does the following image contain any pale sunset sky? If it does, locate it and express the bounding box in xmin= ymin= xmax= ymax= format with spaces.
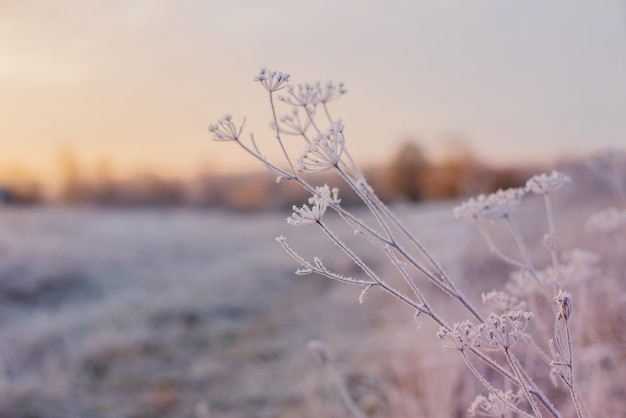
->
xmin=1 ymin=0 xmax=625 ymax=186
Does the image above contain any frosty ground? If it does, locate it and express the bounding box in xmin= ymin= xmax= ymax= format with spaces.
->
xmin=0 ymin=167 xmax=621 ymax=417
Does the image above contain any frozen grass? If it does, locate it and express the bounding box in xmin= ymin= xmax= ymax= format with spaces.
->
xmin=0 ymin=172 xmax=623 ymax=417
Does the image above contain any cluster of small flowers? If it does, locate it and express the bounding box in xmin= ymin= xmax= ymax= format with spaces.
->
xmin=208 ymin=114 xmax=244 ymax=142
xmin=585 ymin=207 xmax=626 ymax=233
xmin=439 ymin=310 xmax=533 ymax=352
xmin=287 ymin=185 xmax=338 ymax=226
xmin=503 ymin=270 xmax=529 ymax=296
xmin=481 ymin=290 xmax=527 ymax=312
xmin=437 ymin=320 xmax=482 ymax=351
xmin=506 ymin=269 xmax=549 ymax=297
xmin=587 ymin=149 xmax=626 ymax=187
xmin=468 ymin=389 xmax=524 ymax=417
xmin=477 ymin=311 xmax=534 ymax=350
xmin=454 ymin=188 xmax=526 ymax=220
xmin=280 ymin=81 xmax=347 ymax=108
xmin=253 ymin=68 xmax=290 ymax=92
xmin=505 ymin=248 xmax=598 ymax=297
xmin=275 ymin=108 xmax=312 ymax=136
xmin=525 ymin=171 xmax=571 ymax=194
xmin=316 ymin=80 xmax=348 ymax=104
xmin=454 ymin=171 xmax=571 ymax=221
xmin=297 ymin=121 xmax=346 ymax=174
xmin=557 ymin=249 xmax=600 ymax=285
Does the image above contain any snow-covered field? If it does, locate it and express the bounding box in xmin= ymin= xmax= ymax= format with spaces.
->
xmin=0 ymin=168 xmax=623 ymax=417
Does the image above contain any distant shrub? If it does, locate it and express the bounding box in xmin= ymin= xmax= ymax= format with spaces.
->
xmin=387 ymin=141 xmax=429 ymax=201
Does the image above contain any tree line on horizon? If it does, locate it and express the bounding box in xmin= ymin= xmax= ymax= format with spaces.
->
xmin=0 ymin=141 xmax=533 ymax=210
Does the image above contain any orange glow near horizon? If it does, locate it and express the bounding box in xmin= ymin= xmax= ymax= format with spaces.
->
xmin=1 ymin=1 xmax=625 ymax=191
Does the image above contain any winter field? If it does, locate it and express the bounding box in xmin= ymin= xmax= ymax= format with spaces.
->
xmin=0 ymin=162 xmax=624 ymax=417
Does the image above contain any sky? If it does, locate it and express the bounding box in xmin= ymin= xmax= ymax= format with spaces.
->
xmin=1 ymin=0 xmax=625 ymax=186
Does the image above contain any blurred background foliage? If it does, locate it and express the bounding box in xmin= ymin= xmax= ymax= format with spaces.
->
xmin=0 ymin=140 xmax=535 ymax=210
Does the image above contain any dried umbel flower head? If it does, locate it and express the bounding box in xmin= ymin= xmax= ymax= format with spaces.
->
xmin=481 ymin=290 xmax=527 ymax=312
xmin=554 ymin=290 xmax=572 ymax=320
xmin=438 ymin=320 xmax=482 ymax=351
xmin=297 ymin=121 xmax=346 ymax=174
xmin=469 ymin=389 xmax=524 ymax=417
xmin=253 ymin=68 xmax=290 ymax=92
xmin=525 ymin=171 xmax=571 ymax=194
xmin=586 ymin=207 xmax=626 ymax=233
xmin=454 ymin=188 xmax=526 ymax=220
xmin=316 ymin=81 xmax=347 ymax=104
xmin=478 ymin=311 xmax=534 ymax=350
xmin=280 ymin=83 xmax=320 ymax=108
xmin=274 ymin=108 xmax=312 ymax=136
xmin=208 ymin=114 xmax=245 ymax=142
xmin=287 ymin=185 xmax=338 ymax=226
xmin=557 ymin=249 xmax=600 ymax=285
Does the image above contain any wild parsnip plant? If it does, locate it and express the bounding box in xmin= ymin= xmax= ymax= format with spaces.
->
xmin=209 ymin=69 xmax=597 ymax=417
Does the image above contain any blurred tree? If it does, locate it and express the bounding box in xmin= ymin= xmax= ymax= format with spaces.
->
xmin=387 ymin=140 xmax=429 ymax=201
xmin=0 ymin=165 xmax=44 ymax=204
xmin=58 ymin=146 xmax=84 ymax=203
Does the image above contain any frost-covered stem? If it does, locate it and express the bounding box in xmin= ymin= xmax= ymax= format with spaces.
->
xmin=543 ymin=193 xmax=560 ymax=273
xmin=309 ymin=341 xmax=367 ymax=418
xmin=322 ymin=102 xmax=334 ymax=124
xmin=335 ymin=165 xmax=478 ymax=321
xmin=333 ymin=165 xmax=443 ymax=285
xmin=521 ymin=334 xmax=553 ymax=366
xmin=474 ymin=219 xmax=528 ymax=270
xmin=336 ymin=166 xmax=485 ymax=322
xmin=555 ymin=317 xmax=589 ymax=418
xmin=350 ymin=172 xmax=485 ymax=321
xmin=269 ymin=92 xmax=296 ymax=175
xmin=234 ymin=135 xmax=293 ymax=180
xmin=504 ymin=215 xmax=535 ymax=272
xmin=300 ymin=209 xmax=541 ymax=409
xmin=365 ymin=186 xmax=453 ymax=283
xmin=335 ymin=165 xmax=395 ymax=242
xmin=231 ymin=137 xmax=393 ymax=250
xmin=380 ymin=245 xmax=444 ymax=322
xmin=512 ymin=353 xmax=562 ymax=418
xmin=504 ymin=348 xmax=543 ymax=417
xmin=304 ymin=103 xmax=323 ymax=134
xmin=460 ymin=350 xmax=535 ymax=418
xmin=316 ymin=220 xmax=422 ymax=311
xmin=330 ymin=369 xmax=367 ymax=418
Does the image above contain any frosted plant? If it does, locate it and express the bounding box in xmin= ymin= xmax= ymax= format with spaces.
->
xmin=209 ymin=69 xmax=593 ymax=417
xmin=469 ymin=389 xmax=525 ymax=417
xmin=585 ymin=207 xmax=626 ymax=233
xmin=587 ymin=149 xmax=626 ymax=204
